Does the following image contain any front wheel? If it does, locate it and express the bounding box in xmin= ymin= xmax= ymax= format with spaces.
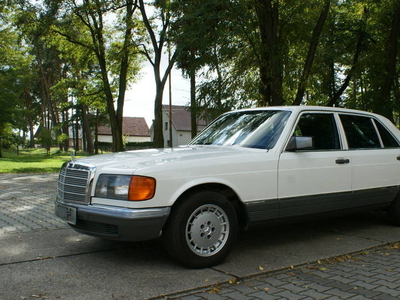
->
xmin=163 ymin=191 xmax=238 ymax=268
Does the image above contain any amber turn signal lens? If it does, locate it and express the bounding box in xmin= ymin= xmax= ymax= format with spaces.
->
xmin=128 ymin=176 xmax=156 ymax=201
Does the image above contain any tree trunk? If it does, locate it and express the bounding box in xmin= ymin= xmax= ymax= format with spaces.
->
xmin=75 ymin=105 xmax=80 ymax=151
xmin=97 ymin=51 xmax=123 ymax=152
xmin=114 ymin=1 xmax=136 ymax=152
xmin=63 ymin=110 xmax=69 ymax=152
xmin=81 ymin=104 xmax=94 ymax=155
xmin=254 ymin=0 xmax=283 ymax=106
xmin=293 ymin=0 xmax=330 ymax=105
xmin=94 ymin=109 xmax=99 ymax=154
xmin=153 ymin=85 xmax=165 ymax=148
xmin=29 ymin=123 xmax=35 ymax=148
xmin=190 ymin=71 xmax=197 ymax=139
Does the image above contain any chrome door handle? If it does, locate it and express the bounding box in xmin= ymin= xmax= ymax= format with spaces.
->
xmin=336 ymin=158 xmax=350 ymax=164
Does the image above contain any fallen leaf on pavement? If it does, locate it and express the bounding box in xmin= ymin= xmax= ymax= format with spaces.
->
xmin=229 ymin=279 xmax=237 ymax=284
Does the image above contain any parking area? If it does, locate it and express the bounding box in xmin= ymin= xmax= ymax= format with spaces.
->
xmin=1 ymin=173 xmax=400 ymax=299
xmin=0 ymin=173 xmax=66 ymax=234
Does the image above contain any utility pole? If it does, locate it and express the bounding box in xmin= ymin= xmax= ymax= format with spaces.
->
xmin=168 ymin=41 xmax=173 ymax=148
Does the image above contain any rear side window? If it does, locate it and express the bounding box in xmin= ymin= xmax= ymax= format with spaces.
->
xmin=294 ymin=113 xmax=340 ymax=150
xmin=340 ymin=115 xmax=380 ymax=149
xmin=375 ymin=121 xmax=400 ymax=148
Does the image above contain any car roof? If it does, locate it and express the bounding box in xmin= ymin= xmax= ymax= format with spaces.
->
xmin=232 ymin=106 xmax=380 ymax=118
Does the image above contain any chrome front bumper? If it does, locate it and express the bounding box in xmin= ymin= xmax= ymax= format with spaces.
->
xmin=55 ymin=200 xmax=170 ymax=241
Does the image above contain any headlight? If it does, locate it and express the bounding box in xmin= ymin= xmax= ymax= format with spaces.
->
xmin=95 ymin=175 xmax=156 ymax=201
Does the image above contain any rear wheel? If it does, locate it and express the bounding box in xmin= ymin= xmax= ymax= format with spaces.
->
xmin=388 ymin=193 xmax=400 ymax=225
xmin=163 ymin=191 xmax=238 ymax=268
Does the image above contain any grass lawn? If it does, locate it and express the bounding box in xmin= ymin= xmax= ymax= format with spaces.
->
xmin=0 ymin=148 xmax=88 ymax=173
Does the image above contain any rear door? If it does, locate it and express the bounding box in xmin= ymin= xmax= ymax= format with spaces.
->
xmin=339 ymin=114 xmax=400 ymax=205
xmin=278 ymin=112 xmax=352 ymax=218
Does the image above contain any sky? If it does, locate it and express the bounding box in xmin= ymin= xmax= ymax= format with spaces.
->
xmin=123 ymin=63 xmax=190 ymax=127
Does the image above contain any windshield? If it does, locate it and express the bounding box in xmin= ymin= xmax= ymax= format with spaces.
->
xmin=189 ymin=110 xmax=291 ymax=149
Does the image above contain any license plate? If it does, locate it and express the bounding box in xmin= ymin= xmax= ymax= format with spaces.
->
xmin=55 ymin=203 xmax=77 ymax=225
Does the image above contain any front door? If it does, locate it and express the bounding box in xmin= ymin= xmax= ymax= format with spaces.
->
xmin=278 ymin=112 xmax=352 ymax=218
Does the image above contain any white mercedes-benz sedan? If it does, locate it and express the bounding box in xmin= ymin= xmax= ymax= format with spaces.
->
xmin=55 ymin=106 xmax=400 ymax=268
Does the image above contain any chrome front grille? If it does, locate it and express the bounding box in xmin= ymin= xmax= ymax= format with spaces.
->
xmin=58 ymin=162 xmax=95 ymax=204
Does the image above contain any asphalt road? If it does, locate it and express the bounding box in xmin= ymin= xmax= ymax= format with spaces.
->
xmin=1 ymin=173 xmax=400 ymax=300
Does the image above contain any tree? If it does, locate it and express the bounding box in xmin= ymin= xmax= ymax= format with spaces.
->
xmin=53 ymin=0 xmax=142 ymax=152
xmin=326 ymin=4 xmax=368 ymax=107
xmin=47 ymin=22 xmax=109 ymax=154
xmin=340 ymin=0 xmax=400 ymax=119
xmin=253 ymin=0 xmax=283 ymax=106
xmin=12 ymin=0 xmax=70 ymax=149
xmin=3 ymin=0 xmax=400 ymax=154
xmin=293 ymin=0 xmax=331 ymax=105
xmin=0 ymin=7 xmax=34 ymax=156
xmin=172 ymin=0 xmax=228 ymax=137
xmin=138 ymin=0 xmax=178 ymax=148
xmin=172 ymin=0 xmax=261 ymax=126
xmin=376 ymin=1 xmax=400 ymax=121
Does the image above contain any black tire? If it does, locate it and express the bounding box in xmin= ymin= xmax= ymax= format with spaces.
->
xmin=163 ymin=190 xmax=238 ymax=268
xmin=388 ymin=193 xmax=400 ymax=225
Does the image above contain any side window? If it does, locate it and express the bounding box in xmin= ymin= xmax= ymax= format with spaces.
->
xmin=294 ymin=113 xmax=340 ymax=150
xmin=375 ymin=121 xmax=400 ymax=148
xmin=340 ymin=115 xmax=380 ymax=149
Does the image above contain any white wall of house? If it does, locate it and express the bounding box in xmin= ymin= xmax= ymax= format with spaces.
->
xmin=162 ymin=121 xmax=195 ymax=148
xmin=162 ymin=123 xmax=194 ymax=147
xmin=161 ymin=109 xmax=200 ymax=148
xmin=162 ymin=120 xmax=177 ymax=147
xmin=177 ymin=131 xmax=193 ymax=146
xmin=68 ymin=127 xmax=83 ymax=148
xmin=98 ymin=135 xmax=151 ymax=143
xmin=98 ymin=135 xmax=113 ymax=143
xmin=127 ymin=136 xmax=151 ymax=142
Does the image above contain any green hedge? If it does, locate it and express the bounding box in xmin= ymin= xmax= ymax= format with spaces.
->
xmin=97 ymin=141 xmax=154 ymax=151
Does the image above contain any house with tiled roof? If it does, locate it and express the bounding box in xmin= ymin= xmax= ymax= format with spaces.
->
xmin=153 ymin=105 xmax=208 ymax=147
xmin=97 ymin=117 xmax=151 ymax=143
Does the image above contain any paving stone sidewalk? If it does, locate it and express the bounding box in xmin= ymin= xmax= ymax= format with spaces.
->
xmin=166 ymin=245 xmax=400 ymax=300
xmin=2 ymin=173 xmax=400 ymax=299
xmin=0 ymin=173 xmax=67 ymax=234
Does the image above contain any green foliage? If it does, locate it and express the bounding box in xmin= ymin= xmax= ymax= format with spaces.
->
xmin=97 ymin=141 xmax=153 ymax=151
xmin=38 ymin=128 xmax=54 ymax=155
xmin=170 ymin=0 xmax=400 ymax=121
xmin=2 ymin=0 xmax=400 ymax=151
xmin=57 ymin=133 xmax=69 ymax=144
xmin=0 ymin=124 xmax=14 ymax=149
xmin=171 ymin=0 xmax=260 ymax=119
xmin=0 ymin=17 xmax=33 ymax=129
xmin=52 ymin=0 xmax=144 ymax=151
xmin=125 ymin=141 xmax=153 ymax=149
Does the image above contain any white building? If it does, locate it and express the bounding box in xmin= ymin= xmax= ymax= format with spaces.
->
xmin=153 ymin=105 xmax=208 ymax=148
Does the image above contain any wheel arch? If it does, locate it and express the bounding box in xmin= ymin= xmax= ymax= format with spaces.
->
xmin=169 ymin=183 xmax=248 ymax=230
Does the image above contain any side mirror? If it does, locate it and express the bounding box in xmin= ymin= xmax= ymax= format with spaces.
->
xmin=286 ymin=136 xmax=314 ymax=151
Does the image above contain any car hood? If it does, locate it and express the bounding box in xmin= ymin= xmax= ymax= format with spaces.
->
xmin=72 ymin=145 xmax=262 ymax=175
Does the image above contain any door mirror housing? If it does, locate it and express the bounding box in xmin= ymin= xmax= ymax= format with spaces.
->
xmin=286 ymin=136 xmax=314 ymax=151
